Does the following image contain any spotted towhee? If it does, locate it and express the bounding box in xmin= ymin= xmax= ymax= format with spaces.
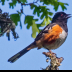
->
xmin=8 ymin=12 xmax=71 ymax=63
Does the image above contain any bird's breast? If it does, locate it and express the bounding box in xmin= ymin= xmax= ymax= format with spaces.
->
xmin=42 ymin=24 xmax=68 ymax=50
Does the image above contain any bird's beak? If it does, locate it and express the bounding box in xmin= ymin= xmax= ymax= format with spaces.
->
xmin=66 ymin=14 xmax=72 ymax=18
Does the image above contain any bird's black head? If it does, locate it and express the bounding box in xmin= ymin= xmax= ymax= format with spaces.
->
xmin=52 ymin=12 xmax=71 ymax=23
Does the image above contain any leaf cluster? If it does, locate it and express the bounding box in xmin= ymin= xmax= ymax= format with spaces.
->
xmin=0 ymin=0 xmax=68 ymax=38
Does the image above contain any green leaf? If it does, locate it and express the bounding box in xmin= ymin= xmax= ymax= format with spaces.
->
xmin=24 ymin=15 xmax=34 ymax=29
xmin=30 ymin=4 xmax=37 ymax=9
xmin=1 ymin=0 xmax=5 ymax=5
xmin=64 ymin=3 xmax=68 ymax=6
xmin=61 ymin=5 xmax=67 ymax=11
xmin=37 ymin=10 xmax=40 ymax=17
xmin=32 ymin=5 xmax=40 ymax=16
xmin=40 ymin=13 xmax=45 ymax=19
xmin=33 ymin=8 xmax=37 ymax=15
xmin=19 ymin=0 xmax=27 ymax=3
xmin=24 ymin=15 xmax=39 ymax=38
xmin=35 ymin=19 xmax=38 ymax=21
xmin=46 ymin=17 xmax=51 ymax=25
xmin=32 ymin=20 xmax=39 ymax=38
xmin=48 ymin=12 xmax=53 ymax=16
xmin=54 ymin=6 xmax=59 ymax=11
xmin=59 ymin=2 xmax=68 ymax=11
xmin=41 ymin=18 xmax=46 ymax=26
xmin=40 ymin=0 xmax=68 ymax=11
xmin=9 ymin=0 xmax=17 ymax=9
xmin=10 ymin=13 xmax=20 ymax=26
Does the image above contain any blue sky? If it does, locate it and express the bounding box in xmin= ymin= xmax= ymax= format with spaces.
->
xmin=0 ymin=0 xmax=72 ymax=70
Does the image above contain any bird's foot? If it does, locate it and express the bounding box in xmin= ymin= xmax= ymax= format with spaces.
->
xmin=43 ymin=50 xmax=56 ymax=58
xmin=42 ymin=51 xmax=64 ymax=70
xmin=49 ymin=50 xmax=56 ymax=56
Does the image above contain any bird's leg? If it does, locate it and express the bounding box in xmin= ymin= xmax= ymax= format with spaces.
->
xmin=49 ymin=50 xmax=52 ymax=53
xmin=48 ymin=50 xmax=56 ymax=56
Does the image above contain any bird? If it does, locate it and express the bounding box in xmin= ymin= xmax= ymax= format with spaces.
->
xmin=8 ymin=12 xmax=71 ymax=63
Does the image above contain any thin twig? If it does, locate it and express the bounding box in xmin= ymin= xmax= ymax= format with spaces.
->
xmin=17 ymin=0 xmax=39 ymax=5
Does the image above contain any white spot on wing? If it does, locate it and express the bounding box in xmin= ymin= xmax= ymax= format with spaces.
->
xmin=49 ymin=27 xmax=51 ymax=30
xmin=45 ymin=27 xmax=48 ymax=30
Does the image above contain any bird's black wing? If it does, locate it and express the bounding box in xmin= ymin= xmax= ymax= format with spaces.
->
xmin=35 ymin=23 xmax=56 ymax=41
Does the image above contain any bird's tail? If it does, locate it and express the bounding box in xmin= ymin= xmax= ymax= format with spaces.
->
xmin=8 ymin=42 xmax=36 ymax=63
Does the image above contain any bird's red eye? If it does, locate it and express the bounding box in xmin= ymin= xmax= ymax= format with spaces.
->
xmin=61 ymin=14 xmax=63 ymax=16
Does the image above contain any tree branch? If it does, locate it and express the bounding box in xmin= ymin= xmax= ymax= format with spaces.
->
xmin=0 ymin=9 xmax=19 ymax=40
xmin=42 ymin=51 xmax=64 ymax=70
xmin=17 ymin=0 xmax=39 ymax=5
